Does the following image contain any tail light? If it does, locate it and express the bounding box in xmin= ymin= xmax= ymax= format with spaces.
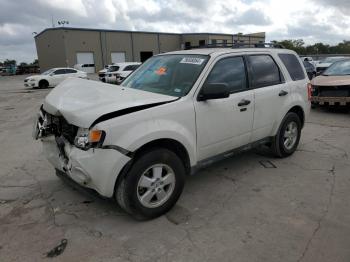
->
xmin=307 ymin=83 xmax=312 ymax=101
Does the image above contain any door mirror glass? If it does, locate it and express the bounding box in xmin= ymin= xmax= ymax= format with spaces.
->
xmin=198 ymin=83 xmax=230 ymax=101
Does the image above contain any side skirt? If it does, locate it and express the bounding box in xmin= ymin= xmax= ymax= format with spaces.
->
xmin=190 ymin=137 xmax=273 ymax=175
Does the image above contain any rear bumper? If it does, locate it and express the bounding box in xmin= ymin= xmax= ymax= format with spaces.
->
xmin=42 ymin=136 xmax=131 ymax=197
xmin=311 ymin=96 xmax=350 ymax=105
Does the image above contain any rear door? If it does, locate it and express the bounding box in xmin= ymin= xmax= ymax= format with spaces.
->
xmin=247 ymin=54 xmax=290 ymax=141
xmin=194 ymin=55 xmax=254 ymax=161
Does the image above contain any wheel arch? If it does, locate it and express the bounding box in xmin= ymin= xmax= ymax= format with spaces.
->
xmin=287 ymin=105 xmax=305 ymax=128
xmin=39 ymin=79 xmax=49 ymax=87
xmin=113 ymin=138 xmax=191 ymax=196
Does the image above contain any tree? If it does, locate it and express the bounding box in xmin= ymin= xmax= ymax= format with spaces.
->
xmin=271 ymin=39 xmax=350 ymax=55
xmin=3 ymin=59 xmax=16 ymax=66
xmin=271 ymin=39 xmax=306 ymax=54
xmin=31 ymin=59 xmax=39 ymax=66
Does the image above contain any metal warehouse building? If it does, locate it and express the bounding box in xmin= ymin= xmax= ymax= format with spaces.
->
xmin=35 ymin=27 xmax=265 ymax=72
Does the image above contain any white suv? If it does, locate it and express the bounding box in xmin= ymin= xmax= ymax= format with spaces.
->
xmin=34 ymin=47 xmax=310 ymax=219
xmin=105 ymin=62 xmax=141 ymax=84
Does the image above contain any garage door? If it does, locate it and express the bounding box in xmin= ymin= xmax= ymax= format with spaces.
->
xmin=111 ymin=52 xmax=126 ymax=63
xmin=76 ymin=52 xmax=95 ymax=73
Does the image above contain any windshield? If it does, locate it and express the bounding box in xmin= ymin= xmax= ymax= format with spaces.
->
xmin=108 ymin=66 xmax=120 ymax=72
xmin=323 ymin=59 xmax=350 ymax=76
xmin=122 ymin=54 xmax=209 ymax=97
xmin=42 ymin=69 xmax=55 ymax=75
xmin=321 ymin=57 xmax=346 ymax=63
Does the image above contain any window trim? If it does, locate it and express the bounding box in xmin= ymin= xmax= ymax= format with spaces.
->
xmin=197 ymin=55 xmax=250 ymax=100
xmin=246 ymin=54 xmax=285 ymax=89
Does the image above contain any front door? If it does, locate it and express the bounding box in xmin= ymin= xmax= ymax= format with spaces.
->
xmin=194 ymin=56 xmax=254 ymax=161
xmin=50 ymin=69 xmax=67 ymax=86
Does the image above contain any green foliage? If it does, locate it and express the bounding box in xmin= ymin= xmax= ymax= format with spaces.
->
xmin=3 ymin=59 xmax=16 ymax=66
xmin=272 ymin=39 xmax=350 ymax=55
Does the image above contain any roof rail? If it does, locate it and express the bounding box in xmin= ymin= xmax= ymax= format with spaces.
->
xmin=184 ymin=42 xmax=285 ymax=50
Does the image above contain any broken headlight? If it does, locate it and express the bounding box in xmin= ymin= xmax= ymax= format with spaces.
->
xmin=74 ymin=128 xmax=105 ymax=150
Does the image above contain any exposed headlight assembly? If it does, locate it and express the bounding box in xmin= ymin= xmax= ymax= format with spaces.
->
xmin=74 ymin=128 xmax=105 ymax=150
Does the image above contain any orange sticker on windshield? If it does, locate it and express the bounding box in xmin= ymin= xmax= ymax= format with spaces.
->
xmin=155 ymin=67 xmax=167 ymax=75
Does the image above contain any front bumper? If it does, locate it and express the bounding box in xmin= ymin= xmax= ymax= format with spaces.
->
xmin=41 ymin=136 xmax=131 ymax=197
xmin=24 ymin=81 xmax=37 ymax=87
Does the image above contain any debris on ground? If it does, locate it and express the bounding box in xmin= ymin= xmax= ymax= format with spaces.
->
xmin=46 ymin=239 xmax=68 ymax=258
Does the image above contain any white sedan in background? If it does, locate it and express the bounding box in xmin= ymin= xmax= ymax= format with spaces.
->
xmin=24 ymin=68 xmax=88 ymax=89
xmin=105 ymin=62 xmax=141 ymax=84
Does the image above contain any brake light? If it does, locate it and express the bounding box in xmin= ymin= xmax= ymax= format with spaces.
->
xmin=307 ymin=83 xmax=312 ymax=101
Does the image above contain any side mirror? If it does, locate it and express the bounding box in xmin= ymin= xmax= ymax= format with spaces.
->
xmin=198 ymin=83 xmax=230 ymax=101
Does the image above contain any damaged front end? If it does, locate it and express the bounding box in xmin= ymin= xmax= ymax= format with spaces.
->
xmin=311 ymin=85 xmax=350 ymax=106
xmin=33 ymin=106 xmax=131 ymax=197
xmin=33 ymin=106 xmax=78 ymax=163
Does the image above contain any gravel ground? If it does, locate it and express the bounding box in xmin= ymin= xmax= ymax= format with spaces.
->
xmin=0 ymin=74 xmax=350 ymax=262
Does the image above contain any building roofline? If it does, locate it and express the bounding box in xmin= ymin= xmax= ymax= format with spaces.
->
xmin=34 ymin=26 xmax=265 ymax=39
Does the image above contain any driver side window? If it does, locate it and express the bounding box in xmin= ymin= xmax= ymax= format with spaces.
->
xmin=206 ymin=56 xmax=248 ymax=93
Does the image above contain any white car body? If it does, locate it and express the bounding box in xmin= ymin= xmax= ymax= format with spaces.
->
xmin=34 ymin=48 xmax=310 ymax=217
xmin=24 ymin=68 xmax=87 ymax=88
xmin=98 ymin=64 xmax=115 ymax=82
xmin=74 ymin=64 xmax=95 ymax=74
xmin=105 ymin=62 xmax=141 ymax=84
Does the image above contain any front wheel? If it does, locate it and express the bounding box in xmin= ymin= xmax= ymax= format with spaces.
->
xmin=115 ymin=148 xmax=186 ymax=220
xmin=271 ymin=112 xmax=302 ymax=158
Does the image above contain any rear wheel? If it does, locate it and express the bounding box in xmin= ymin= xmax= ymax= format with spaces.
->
xmin=115 ymin=148 xmax=186 ymax=220
xmin=271 ymin=112 xmax=301 ymax=158
xmin=38 ymin=80 xmax=49 ymax=89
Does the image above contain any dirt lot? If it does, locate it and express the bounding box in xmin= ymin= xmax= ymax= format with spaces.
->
xmin=0 ymin=75 xmax=350 ymax=262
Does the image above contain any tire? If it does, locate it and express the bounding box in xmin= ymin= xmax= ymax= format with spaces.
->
xmin=115 ymin=148 xmax=186 ymax=220
xmin=39 ymin=80 xmax=49 ymax=89
xmin=271 ymin=112 xmax=302 ymax=158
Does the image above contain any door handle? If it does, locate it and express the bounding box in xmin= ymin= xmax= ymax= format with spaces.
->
xmin=237 ymin=99 xmax=251 ymax=107
xmin=279 ymin=90 xmax=288 ymax=96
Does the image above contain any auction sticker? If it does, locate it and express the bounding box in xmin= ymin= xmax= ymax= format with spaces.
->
xmin=180 ymin=57 xmax=205 ymax=65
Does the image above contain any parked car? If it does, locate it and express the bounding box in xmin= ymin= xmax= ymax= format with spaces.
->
xmin=315 ymin=56 xmax=347 ymax=74
xmin=311 ymin=59 xmax=350 ymax=106
xmin=74 ymin=63 xmax=95 ymax=74
xmin=33 ymin=47 xmax=310 ymax=219
xmin=24 ymin=68 xmax=87 ymax=88
xmin=1 ymin=65 xmax=17 ymax=76
xmin=98 ymin=64 xmax=115 ymax=82
xmin=300 ymin=56 xmax=318 ymax=66
xmin=105 ymin=62 xmax=141 ymax=84
xmin=303 ymin=61 xmax=316 ymax=80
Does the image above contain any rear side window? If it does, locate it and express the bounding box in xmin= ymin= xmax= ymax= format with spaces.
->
xmin=205 ymin=56 xmax=247 ymax=93
xmin=247 ymin=55 xmax=282 ymax=88
xmin=278 ymin=54 xmax=305 ymax=81
xmin=53 ymin=69 xmax=67 ymax=75
xmin=65 ymin=69 xmax=77 ymax=73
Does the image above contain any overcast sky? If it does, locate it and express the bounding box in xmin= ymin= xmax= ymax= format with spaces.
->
xmin=1 ymin=0 xmax=350 ymax=63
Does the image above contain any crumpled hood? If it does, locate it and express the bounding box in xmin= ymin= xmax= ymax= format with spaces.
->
xmin=43 ymin=78 xmax=176 ymax=128
xmin=311 ymin=75 xmax=350 ymax=86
